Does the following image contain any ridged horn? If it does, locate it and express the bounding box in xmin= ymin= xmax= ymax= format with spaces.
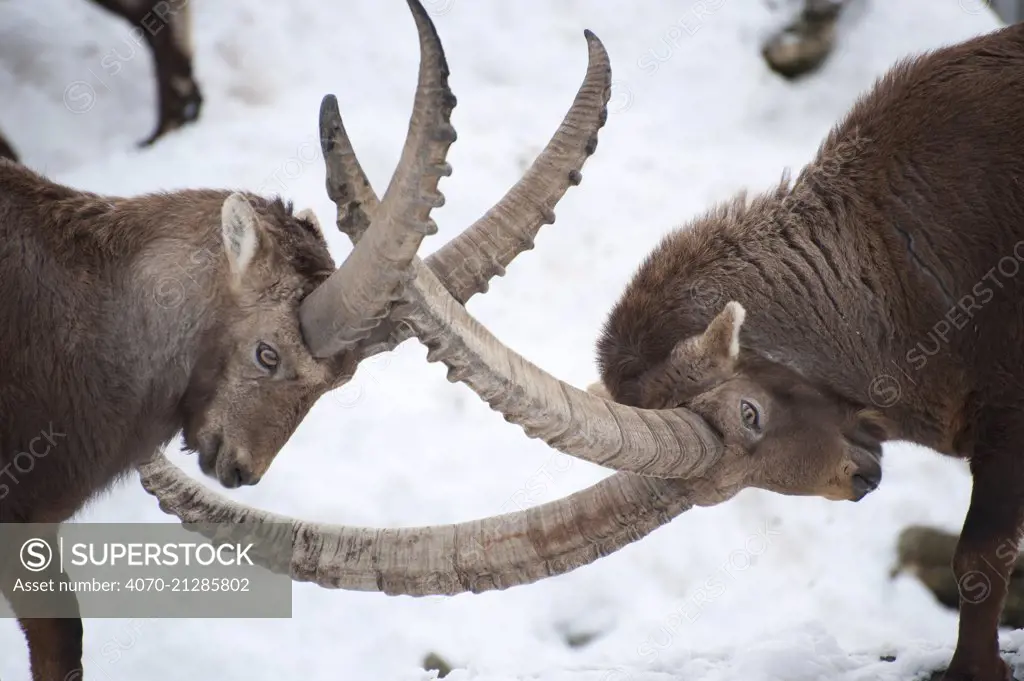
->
xmin=298 ymin=0 xmax=457 ymax=358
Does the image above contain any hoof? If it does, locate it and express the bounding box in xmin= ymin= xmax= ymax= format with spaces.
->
xmin=138 ymin=83 xmax=203 ymax=148
xmin=762 ymin=6 xmax=842 ymax=80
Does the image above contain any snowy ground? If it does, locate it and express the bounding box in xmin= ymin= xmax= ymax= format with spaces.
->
xmin=0 ymin=1 xmax=1011 ymax=679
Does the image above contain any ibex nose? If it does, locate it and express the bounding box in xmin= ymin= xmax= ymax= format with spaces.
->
xmin=229 ymin=463 xmax=258 ymax=487
xmin=221 ymin=450 xmax=261 ymax=488
xmin=851 ymin=456 xmax=882 ymax=501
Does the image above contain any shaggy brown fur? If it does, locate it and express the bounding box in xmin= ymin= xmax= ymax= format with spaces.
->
xmin=0 ymin=159 xmax=352 ymax=680
xmin=598 ymin=23 xmax=1024 ymax=681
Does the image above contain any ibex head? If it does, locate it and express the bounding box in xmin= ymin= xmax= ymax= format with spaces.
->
xmin=595 ymin=301 xmax=885 ymax=502
xmin=179 ymin=196 xmax=354 ymax=488
xmin=180 ymin=0 xmax=458 ymax=489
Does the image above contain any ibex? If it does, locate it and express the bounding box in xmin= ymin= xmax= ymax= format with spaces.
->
xmin=1 ymin=0 xmax=629 ymax=677
xmin=139 ymin=19 xmax=1024 ymax=681
xmin=598 ymin=24 xmax=1024 ymax=681
xmin=0 ymin=0 xmax=200 ymax=162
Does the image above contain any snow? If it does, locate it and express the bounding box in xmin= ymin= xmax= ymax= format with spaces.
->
xmin=0 ymin=0 xmax=1010 ymax=679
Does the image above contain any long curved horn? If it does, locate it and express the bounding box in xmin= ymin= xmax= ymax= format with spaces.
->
xmin=317 ymin=32 xmax=611 ymax=358
xmin=392 ymin=265 xmax=725 ymax=478
xmin=319 ymin=94 xmax=379 ymax=241
xmin=137 ymin=13 xmax=730 ymax=594
xmin=137 ymin=452 xmax=712 ymax=594
xmin=422 ymin=31 xmax=609 ymax=304
xmin=310 ymin=19 xmax=722 ymax=478
xmin=298 ymin=0 xmax=457 ymax=358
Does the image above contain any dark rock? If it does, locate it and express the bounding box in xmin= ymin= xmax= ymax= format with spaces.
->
xmin=891 ymin=525 xmax=1024 ymax=629
xmin=423 ymin=652 xmax=454 ymax=678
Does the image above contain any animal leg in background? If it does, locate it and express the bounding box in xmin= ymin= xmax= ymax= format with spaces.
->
xmin=89 ymin=0 xmax=203 ymax=146
xmin=762 ymin=0 xmax=845 ymax=80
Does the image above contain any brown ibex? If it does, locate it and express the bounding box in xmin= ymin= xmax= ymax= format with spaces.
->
xmin=0 ymin=0 xmax=201 ymax=162
xmin=142 ymin=19 xmax=1024 ymax=681
xmin=593 ymin=24 xmax=1024 ymax=681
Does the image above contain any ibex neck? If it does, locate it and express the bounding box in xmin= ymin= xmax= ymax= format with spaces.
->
xmin=756 ymin=184 xmax=970 ymax=453
xmin=59 ymin=186 xmax=234 ymax=449
xmin=0 ymin=164 xmax=237 ymax=480
xmin=116 ymin=207 xmax=233 ymax=434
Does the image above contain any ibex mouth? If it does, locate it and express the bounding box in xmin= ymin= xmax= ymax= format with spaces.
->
xmin=851 ymin=472 xmax=879 ymax=501
xmin=849 ymin=452 xmax=882 ymax=501
xmin=196 ymin=434 xmax=259 ymax=489
xmin=220 ymin=453 xmax=260 ymax=488
xmin=196 ymin=433 xmax=222 ymax=478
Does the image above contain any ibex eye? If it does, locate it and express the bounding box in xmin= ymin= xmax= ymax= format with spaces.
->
xmin=255 ymin=342 xmax=279 ymax=371
xmin=740 ymin=399 xmax=761 ymax=430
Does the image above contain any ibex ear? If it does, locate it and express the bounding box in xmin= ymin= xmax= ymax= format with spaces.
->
xmin=696 ymin=301 xmax=746 ymax=364
xmin=295 ymin=207 xmax=322 ymax=233
xmin=221 ymin=193 xmax=261 ymax=280
xmin=855 ymin=408 xmax=893 ymax=443
xmin=636 ymin=301 xmax=746 ymax=409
